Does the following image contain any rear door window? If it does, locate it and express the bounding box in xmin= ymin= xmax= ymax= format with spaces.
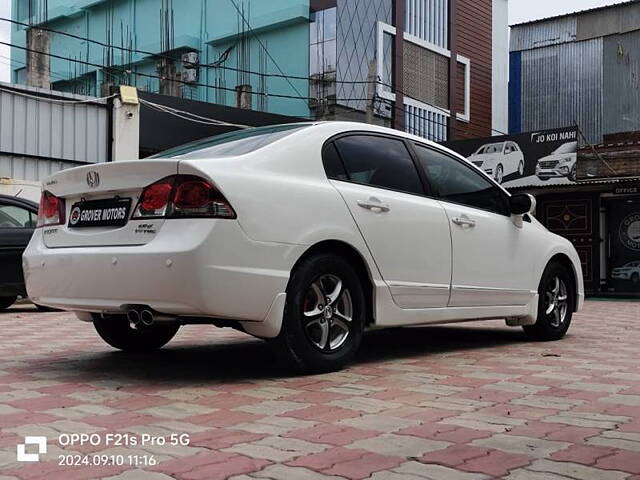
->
xmin=332 ymin=135 xmax=424 ymax=195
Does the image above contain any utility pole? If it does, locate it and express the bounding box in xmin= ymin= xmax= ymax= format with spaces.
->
xmin=365 ymin=60 xmax=377 ymax=124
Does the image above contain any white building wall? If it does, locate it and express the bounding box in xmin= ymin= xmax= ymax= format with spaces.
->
xmin=492 ymin=0 xmax=509 ymax=135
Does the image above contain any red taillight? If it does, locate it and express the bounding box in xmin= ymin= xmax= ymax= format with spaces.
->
xmin=37 ymin=191 xmax=65 ymax=227
xmin=141 ymin=181 xmax=173 ymax=211
xmin=132 ymin=175 xmax=236 ymax=219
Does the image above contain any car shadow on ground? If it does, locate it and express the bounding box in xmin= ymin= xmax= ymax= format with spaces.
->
xmin=28 ymin=323 xmax=529 ymax=384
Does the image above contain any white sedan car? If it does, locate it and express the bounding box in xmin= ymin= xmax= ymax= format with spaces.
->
xmin=24 ymin=122 xmax=584 ymax=373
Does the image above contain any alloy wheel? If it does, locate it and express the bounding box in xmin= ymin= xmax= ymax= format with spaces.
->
xmin=495 ymin=165 xmax=504 ymax=184
xmin=302 ymin=274 xmax=353 ymax=352
xmin=544 ymin=276 xmax=569 ymax=328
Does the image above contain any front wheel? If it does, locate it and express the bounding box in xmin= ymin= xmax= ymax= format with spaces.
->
xmin=569 ymin=165 xmax=577 ymax=182
xmin=523 ymin=263 xmax=574 ymax=341
xmin=495 ymin=164 xmax=504 ymax=184
xmin=0 ymin=296 xmax=17 ymax=311
xmin=93 ymin=314 xmax=179 ymax=352
xmin=518 ymin=160 xmax=524 ymax=176
xmin=632 ymin=273 xmax=640 ymax=285
xmin=270 ymin=253 xmax=366 ymax=374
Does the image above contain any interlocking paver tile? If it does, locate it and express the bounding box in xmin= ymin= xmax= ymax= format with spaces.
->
xmin=1 ymin=301 xmax=640 ymax=479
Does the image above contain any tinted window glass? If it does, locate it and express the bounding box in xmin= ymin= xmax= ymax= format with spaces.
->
xmin=334 ymin=135 xmax=423 ymax=195
xmin=150 ymin=124 xmax=310 ymax=159
xmin=323 ymin=143 xmax=348 ymax=180
xmin=415 ymin=145 xmax=509 ymax=215
xmin=0 ymin=204 xmax=35 ymax=228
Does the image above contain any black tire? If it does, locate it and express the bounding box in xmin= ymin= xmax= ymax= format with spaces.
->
xmin=270 ymin=253 xmax=366 ymax=374
xmin=518 ymin=161 xmax=524 ymax=177
xmin=495 ymin=164 xmax=504 ymax=184
xmin=569 ymin=165 xmax=577 ymax=182
xmin=0 ymin=296 xmax=17 ymax=311
xmin=523 ymin=262 xmax=574 ymax=341
xmin=93 ymin=314 xmax=179 ymax=352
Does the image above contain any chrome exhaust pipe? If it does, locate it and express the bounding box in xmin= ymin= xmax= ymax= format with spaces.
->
xmin=140 ymin=309 xmax=154 ymax=326
xmin=127 ymin=309 xmax=141 ymax=328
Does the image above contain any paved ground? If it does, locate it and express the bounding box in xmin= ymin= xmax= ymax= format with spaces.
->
xmin=0 ymin=301 xmax=639 ymax=480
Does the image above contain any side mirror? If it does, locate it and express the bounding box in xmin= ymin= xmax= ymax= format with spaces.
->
xmin=509 ymin=193 xmax=536 ymax=216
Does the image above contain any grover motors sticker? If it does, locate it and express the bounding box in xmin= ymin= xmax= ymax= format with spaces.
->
xmin=68 ymin=198 xmax=132 ymax=228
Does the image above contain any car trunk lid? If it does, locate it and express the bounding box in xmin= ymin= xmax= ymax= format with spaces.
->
xmin=42 ymin=160 xmax=178 ymax=248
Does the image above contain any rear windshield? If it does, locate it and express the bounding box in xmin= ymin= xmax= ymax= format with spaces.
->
xmin=150 ymin=124 xmax=311 ymax=159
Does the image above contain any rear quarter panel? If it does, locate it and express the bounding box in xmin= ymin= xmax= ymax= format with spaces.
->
xmin=177 ymin=125 xmax=383 ymax=282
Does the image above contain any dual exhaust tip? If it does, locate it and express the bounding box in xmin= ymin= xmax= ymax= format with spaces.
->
xmin=127 ymin=309 xmax=162 ymax=328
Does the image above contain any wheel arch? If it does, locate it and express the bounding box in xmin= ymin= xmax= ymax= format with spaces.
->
xmin=288 ymin=240 xmax=376 ymax=325
xmin=547 ymin=253 xmax=580 ymax=312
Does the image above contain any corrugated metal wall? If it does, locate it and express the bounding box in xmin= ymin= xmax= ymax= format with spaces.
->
xmin=510 ymin=16 xmax=577 ymax=52
xmin=519 ymin=39 xmax=603 ymax=144
xmin=603 ymin=30 xmax=640 ymax=137
xmin=404 ymin=104 xmax=448 ymax=142
xmin=0 ymin=84 xmax=109 ymax=182
xmin=405 ymin=0 xmax=448 ymax=48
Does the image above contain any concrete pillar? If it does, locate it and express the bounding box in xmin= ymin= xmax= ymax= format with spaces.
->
xmin=235 ymin=84 xmax=253 ymax=109
xmin=157 ymin=59 xmax=182 ymax=97
xmin=26 ymin=28 xmax=51 ymax=89
xmin=112 ymin=86 xmax=140 ymax=161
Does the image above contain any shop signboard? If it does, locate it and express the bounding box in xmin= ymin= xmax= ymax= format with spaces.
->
xmin=441 ymin=126 xmax=579 ymax=188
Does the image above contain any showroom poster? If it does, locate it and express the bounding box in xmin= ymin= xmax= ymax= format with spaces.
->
xmin=441 ymin=126 xmax=579 ymax=188
xmin=608 ymin=198 xmax=640 ymax=293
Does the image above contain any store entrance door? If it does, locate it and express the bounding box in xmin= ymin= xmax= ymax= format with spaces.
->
xmin=605 ymin=197 xmax=640 ymax=294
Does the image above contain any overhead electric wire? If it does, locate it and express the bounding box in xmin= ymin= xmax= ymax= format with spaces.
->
xmin=0 ymin=17 xmax=370 ymax=85
xmin=1 ymin=40 xmax=372 ymax=102
xmin=0 ymin=17 xmax=512 ymax=136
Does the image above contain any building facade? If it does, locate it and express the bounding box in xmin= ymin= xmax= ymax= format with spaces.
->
xmin=506 ymin=2 xmax=640 ymax=297
xmin=10 ymin=0 xmax=312 ymax=118
xmin=509 ymin=1 xmax=640 ymax=145
xmin=310 ymin=0 xmax=507 ymax=142
xmin=10 ymin=0 xmax=507 ymax=142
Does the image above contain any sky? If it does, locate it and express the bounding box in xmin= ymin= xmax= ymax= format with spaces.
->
xmin=0 ymin=0 xmax=634 ymax=82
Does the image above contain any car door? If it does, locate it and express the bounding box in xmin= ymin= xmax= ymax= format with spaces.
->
xmin=325 ymin=134 xmax=452 ymax=308
xmin=413 ymin=143 xmax=537 ymax=307
xmin=0 ymin=199 xmax=37 ymax=296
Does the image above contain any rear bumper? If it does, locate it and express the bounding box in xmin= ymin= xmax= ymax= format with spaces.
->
xmin=23 ymin=219 xmax=305 ymax=324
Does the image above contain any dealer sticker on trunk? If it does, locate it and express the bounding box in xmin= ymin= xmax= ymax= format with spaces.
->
xmin=68 ymin=198 xmax=132 ymax=228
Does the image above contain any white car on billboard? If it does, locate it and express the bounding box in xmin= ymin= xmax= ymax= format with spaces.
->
xmin=467 ymin=141 xmax=525 ymax=184
xmin=535 ymin=142 xmax=578 ymax=182
xmin=23 ymin=122 xmax=584 ymax=373
xmin=611 ymin=262 xmax=640 ymax=284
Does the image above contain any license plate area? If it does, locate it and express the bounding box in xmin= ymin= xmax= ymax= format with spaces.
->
xmin=68 ymin=197 xmax=132 ymax=228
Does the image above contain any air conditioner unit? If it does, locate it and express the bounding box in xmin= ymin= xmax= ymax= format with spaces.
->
xmin=182 ymin=68 xmax=198 ymax=83
xmin=182 ymin=51 xmax=199 ymax=66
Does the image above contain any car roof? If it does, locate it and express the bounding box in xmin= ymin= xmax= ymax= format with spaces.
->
xmin=0 ymin=194 xmax=39 ymax=210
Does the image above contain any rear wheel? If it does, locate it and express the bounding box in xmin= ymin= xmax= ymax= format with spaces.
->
xmin=0 ymin=296 xmax=17 ymax=311
xmin=523 ymin=263 xmax=574 ymax=341
xmin=271 ymin=253 xmax=366 ymax=374
xmin=93 ymin=314 xmax=179 ymax=352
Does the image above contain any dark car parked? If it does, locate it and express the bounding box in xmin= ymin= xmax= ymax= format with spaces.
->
xmin=0 ymin=194 xmax=38 ymax=310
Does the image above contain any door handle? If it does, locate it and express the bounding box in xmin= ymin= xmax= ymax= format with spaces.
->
xmin=452 ymin=216 xmax=476 ymax=227
xmin=357 ymin=199 xmax=390 ymax=213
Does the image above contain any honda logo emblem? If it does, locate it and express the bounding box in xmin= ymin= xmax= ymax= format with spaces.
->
xmin=86 ymin=171 xmax=100 ymax=188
